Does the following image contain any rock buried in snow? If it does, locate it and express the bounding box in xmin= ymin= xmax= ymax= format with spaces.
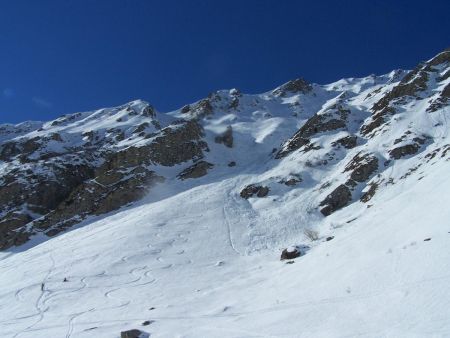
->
xmin=280 ymin=245 xmax=309 ymax=260
xmin=121 ymin=329 xmax=148 ymax=338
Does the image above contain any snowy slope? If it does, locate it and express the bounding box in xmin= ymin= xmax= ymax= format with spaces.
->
xmin=0 ymin=50 xmax=449 ymax=337
xmin=0 ymin=145 xmax=449 ymax=338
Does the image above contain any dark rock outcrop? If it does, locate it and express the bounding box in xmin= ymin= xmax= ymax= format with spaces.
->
xmin=360 ymin=182 xmax=378 ymax=203
xmin=332 ymin=135 xmax=357 ymax=149
xmin=34 ymin=168 xmax=165 ymax=237
xmin=280 ymin=175 xmax=302 ymax=186
xmin=280 ymin=245 xmax=309 ymax=260
xmin=0 ymin=102 xmax=214 ymax=250
xmin=344 ymin=153 xmax=379 ymax=183
xmin=0 ymin=213 xmax=33 ymax=250
xmin=273 ymin=78 xmax=312 ymax=97
xmin=121 ymin=329 xmax=146 ymax=338
xmin=188 ymin=99 xmax=213 ymax=118
xmin=276 ymin=105 xmax=349 ymax=158
xmin=389 ymin=143 xmax=420 ymax=159
xmin=319 ymin=184 xmax=352 ymax=216
xmin=240 ymin=185 xmax=270 ymax=199
xmin=280 ymin=247 xmax=301 ymax=260
xmin=362 ymin=52 xmax=450 ymax=136
xmin=103 ymin=120 xmax=208 ymax=168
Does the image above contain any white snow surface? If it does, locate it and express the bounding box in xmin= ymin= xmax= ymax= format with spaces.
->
xmin=0 ymin=64 xmax=450 ymax=337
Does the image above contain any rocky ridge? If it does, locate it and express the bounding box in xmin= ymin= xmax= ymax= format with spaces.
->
xmin=0 ymin=49 xmax=449 ymax=250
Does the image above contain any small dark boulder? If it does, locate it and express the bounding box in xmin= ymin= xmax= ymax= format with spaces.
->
xmin=280 ymin=248 xmax=301 ymax=260
xmin=326 ymin=236 xmax=334 ymax=241
xmin=280 ymin=245 xmax=309 ymax=260
xmin=228 ymin=161 xmax=236 ymax=167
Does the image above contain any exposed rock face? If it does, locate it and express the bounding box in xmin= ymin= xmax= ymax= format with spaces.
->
xmin=240 ymin=185 xmax=270 ymax=199
xmin=102 ymin=120 xmax=208 ymax=168
xmin=35 ymin=167 xmax=164 ymax=236
xmin=177 ymin=161 xmax=213 ymax=180
xmin=214 ymin=126 xmax=233 ymax=148
xmin=319 ymin=184 xmax=352 ymax=216
xmin=0 ymin=163 xmax=95 ymax=221
xmin=344 ymin=153 xmax=379 ymax=183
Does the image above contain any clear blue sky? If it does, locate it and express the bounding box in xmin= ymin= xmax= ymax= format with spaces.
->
xmin=0 ymin=0 xmax=448 ymax=123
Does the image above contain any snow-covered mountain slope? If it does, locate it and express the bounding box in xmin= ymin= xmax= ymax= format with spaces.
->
xmin=0 ymin=49 xmax=449 ymax=337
